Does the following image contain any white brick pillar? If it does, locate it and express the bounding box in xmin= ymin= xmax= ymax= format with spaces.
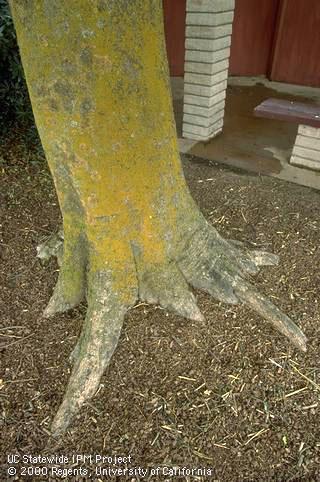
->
xmin=290 ymin=125 xmax=320 ymax=171
xmin=182 ymin=0 xmax=235 ymax=141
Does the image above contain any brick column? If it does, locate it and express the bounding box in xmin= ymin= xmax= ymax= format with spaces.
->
xmin=182 ymin=0 xmax=235 ymax=141
xmin=290 ymin=125 xmax=320 ymax=171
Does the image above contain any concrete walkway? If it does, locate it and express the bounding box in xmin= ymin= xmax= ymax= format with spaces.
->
xmin=171 ymin=76 xmax=320 ymax=190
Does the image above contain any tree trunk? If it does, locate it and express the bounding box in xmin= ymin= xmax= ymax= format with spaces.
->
xmin=10 ymin=0 xmax=307 ymax=436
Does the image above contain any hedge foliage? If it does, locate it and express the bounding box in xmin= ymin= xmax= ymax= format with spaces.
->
xmin=0 ymin=0 xmax=34 ymax=128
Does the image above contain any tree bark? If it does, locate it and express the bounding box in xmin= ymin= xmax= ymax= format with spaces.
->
xmin=10 ymin=0 xmax=307 ymax=436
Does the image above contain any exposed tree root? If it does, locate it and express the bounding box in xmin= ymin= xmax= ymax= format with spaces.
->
xmin=50 ymin=270 xmax=135 ymax=436
xmin=177 ymin=224 xmax=306 ymax=352
xmin=137 ymin=261 xmax=204 ymax=322
xmin=37 ymin=228 xmax=64 ymax=266
xmin=42 ymin=232 xmax=86 ymax=318
xmin=235 ymin=282 xmax=307 ymax=352
xmin=39 ymin=218 xmax=307 ymax=437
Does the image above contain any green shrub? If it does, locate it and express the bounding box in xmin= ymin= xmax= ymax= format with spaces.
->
xmin=0 ymin=0 xmax=34 ymax=129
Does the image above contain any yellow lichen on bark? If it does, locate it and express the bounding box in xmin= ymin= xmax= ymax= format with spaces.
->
xmin=10 ymin=0 xmax=307 ymax=436
xmin=10 ymin=0 xmax=190 ymax=284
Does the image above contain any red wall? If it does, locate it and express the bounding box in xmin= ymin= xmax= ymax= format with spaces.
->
xmin=163 ymin=0 xmax=320 ymax=87
xmin=229 ymin=0 xmax=280 ymax=76
xmin=163 ymin=0 xmax=186 ymax=76
xmin=270 ymin=0 xmax=320 ymax=87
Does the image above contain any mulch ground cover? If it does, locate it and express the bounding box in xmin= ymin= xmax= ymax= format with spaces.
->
xmin=0 ymin=128 xmax=319 ymax=481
